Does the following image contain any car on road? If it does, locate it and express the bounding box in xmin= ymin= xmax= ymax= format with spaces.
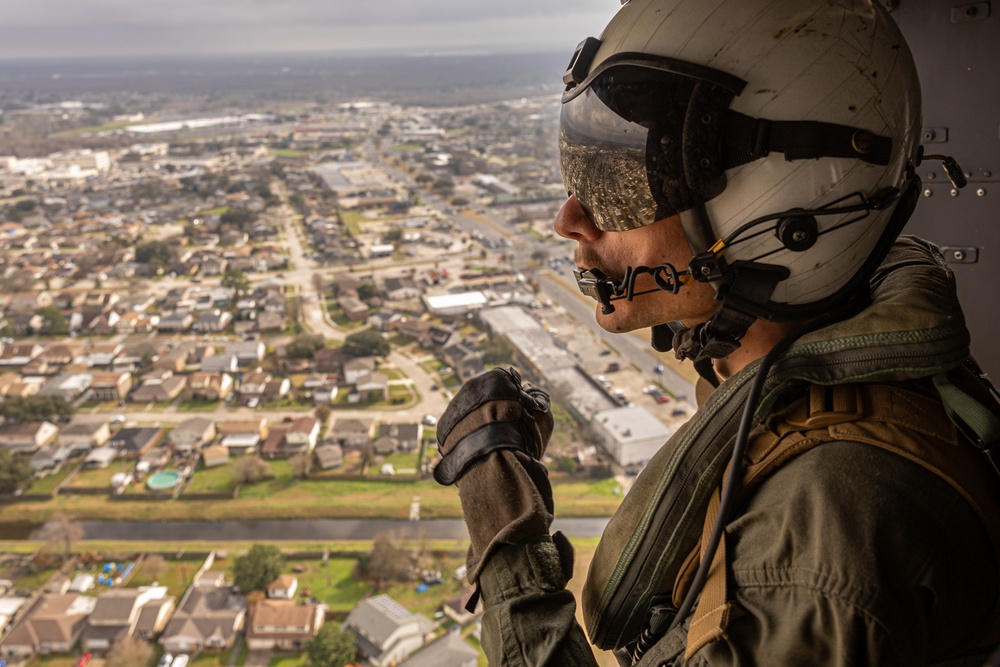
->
xmin=110 ymin=414 xmax=126 ymax=425
xmin=422 ymin=414 xmax=438 ymax=426
xmin=655 ymin=394 xmax=671 ymax=404
xmin=654 ymin=364 xmax=665 ymax=374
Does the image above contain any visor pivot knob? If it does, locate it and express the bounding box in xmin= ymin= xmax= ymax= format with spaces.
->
xmin=776 ymin=213 xmax=819 ymax=252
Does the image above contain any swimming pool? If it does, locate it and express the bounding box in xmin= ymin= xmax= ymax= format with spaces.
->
xmin=146 ymin=470 xmax=182 ymax=491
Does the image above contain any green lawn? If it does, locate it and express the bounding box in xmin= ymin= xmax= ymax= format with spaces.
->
xmin=269 ymin=653 xmax=307 ymax=667
xmin=178 ymin=400 xmax=221 ymax=412
xmin=67 ymin=465 xmax=123 ymax=489
xmin=189 ymin=643 xmax=245 ymax=666
xmin=127 ymin=556 xmax=197 ymax=598
xmin=24 ymin=656 xmax=79 ymax=667
xmin=186 ymin=462 xmax=237 ymax=494
xmin=286 ymin=558 xmax=370 ymax=612
xmin=29 ymin=465 xmax=78 ymax=495
xmin=13 ymin=566 xmax=60 ymax=594
xmin=379 ymin=554 xmax=467 ymax=616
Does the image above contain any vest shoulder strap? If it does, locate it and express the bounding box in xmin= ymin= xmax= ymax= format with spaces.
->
xmin=683 ymin=380 xmax=1000 ymax=657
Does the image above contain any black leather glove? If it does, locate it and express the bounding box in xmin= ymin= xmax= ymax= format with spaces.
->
xmin=433 ymin=367 xmax=559 ymax=581
xmin=434 ymin=366 xmax=553 ymax=484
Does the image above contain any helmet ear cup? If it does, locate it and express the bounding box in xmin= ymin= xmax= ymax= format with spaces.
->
xmin=775 ymin=213 xmax=819 ymax=252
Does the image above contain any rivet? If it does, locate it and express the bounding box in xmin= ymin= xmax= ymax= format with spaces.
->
xmin=965 ymin=171 xmax=973 ymax=179
xmin=927 ymin=172 xmax=936 ymax=180
xmin=954 ymin=250 xmax=966 ymax=261
xmin=922 ymin=130 xmax=936 ymax=142
xmin=699 ymin=158 xmax=711 ymax=169
xmin=951 ymin=189 xmax=959 ymax=197
xmin=792 ymin=230 xmax=808 ymax=242
xmin=923 ymin=189 xmax=933 ymax=197
xmin=977 ymin=188 xmax=987 ymax=197
xmin=984 ymin=171 xmax=992 ymax=177
xmin=700 ymin=266 xmax=711 ymax=276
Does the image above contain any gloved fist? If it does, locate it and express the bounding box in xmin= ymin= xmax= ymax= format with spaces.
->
xmin=434 ymin=366 xmax=554 ymax=485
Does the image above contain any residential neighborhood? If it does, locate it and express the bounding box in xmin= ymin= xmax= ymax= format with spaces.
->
xmin=0 ymin=49 xmax=698 ymax=667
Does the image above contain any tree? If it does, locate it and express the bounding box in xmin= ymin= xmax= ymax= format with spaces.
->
xmin=36 ymin=513 xmax=84 ymax=558
xmin=35 ymin=306 xmax=68 ymax=335
xmin=0 ymin=450 xmax=33 ymax=494
xmin=286 ymin=333 xmax=325 ymax=359
xmin=359 ymin=531 xmax=409 ymax=591
xmin=141 ymin=554 xmax=169 ymax=583
xmin=356 ymin=282 xmax=378 ymax=301
xmin=232 ymin=544 xmax=285 ymax=593
xmin=0 ymin=396 xmax=73 ymax=423
xmin=221 ymin=269 xmax=251 ymax=310
xmin=483 ymin=337 xmax=515 ymax=367
xmin=344 ymin=330 xmax=389 ymax=358
xmin=315 ymin=404 xmax=332 ymax=424
xmin=290 ymin=453 xmax=312 ymax=479
xmin=105 ymin=636 xmax=153 ymax=667
xmin=134 ymin=240 xmax=171 ymax=265
xmin=232 ymin=457 xmax=271 ymax=486
xmin=307 ymin=623 xmax=358 ymax=667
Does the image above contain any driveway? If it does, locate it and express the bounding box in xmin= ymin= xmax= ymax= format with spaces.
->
xmin=243 ymin=650 xmax=273 ymax=667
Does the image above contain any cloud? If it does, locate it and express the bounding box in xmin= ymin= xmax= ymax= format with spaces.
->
xmin=0 ymin=0 xmax=622 ymax=58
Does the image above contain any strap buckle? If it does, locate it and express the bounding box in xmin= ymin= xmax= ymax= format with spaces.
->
xmin=785 ymin=384 xmax=866 ymax=430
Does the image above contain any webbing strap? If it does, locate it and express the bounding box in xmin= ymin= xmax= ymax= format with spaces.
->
xmin=678 ymin=381 xmax=1000 ymax=656
xmin=685 ymin=484 xmax=733 ymax=659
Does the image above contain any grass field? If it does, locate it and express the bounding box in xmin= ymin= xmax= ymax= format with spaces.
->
xmin=186 ymin=462 xmax=237 ymax=494
xmin=0 ymin=475 xmax=622 ymax=523
xmin=286 ymin=557 xmax=370 ymax=612
xmin=29 ymin=465 xmax=77 ymax=495
xmin=127 ymin=556 xmax=198 ymax=598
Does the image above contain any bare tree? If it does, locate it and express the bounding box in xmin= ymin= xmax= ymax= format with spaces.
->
xmin=290 ymin=453 xmax=312 ymax=479
xmin=361 ymin=531 xmax=409 ymax=592
xmin=141 ymin=555 xmax=168 ymax=583
xmin=36 ymin=512 xmax=83 ymax=558
xmin=231 ymin=457 xmax=272 ymax=485
xmin=105 ymin=637 xmax=153 ymax=667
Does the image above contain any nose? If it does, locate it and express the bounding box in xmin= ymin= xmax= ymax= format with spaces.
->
xmin=554 ymin=195 xmax=603 ymax=243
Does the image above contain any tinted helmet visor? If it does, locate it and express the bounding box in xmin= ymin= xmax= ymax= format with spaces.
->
xmin=559 ymin=56 xmax=744 ymax=232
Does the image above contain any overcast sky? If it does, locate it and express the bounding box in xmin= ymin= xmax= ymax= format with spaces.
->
xmin=0 ymin=0 xmax=623 ymax=59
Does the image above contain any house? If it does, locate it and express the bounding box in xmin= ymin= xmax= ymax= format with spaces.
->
xmin=383 ymin=276 xmax=420 ymax=301
xmin=218 ymin=418 xmax=268 ymax=456
xmin=154 ymin=347 xmax=190 ymax=373
xmin=1 ymin=594 xmax=96 ymax=657
xmin=285 ymin=417 xmax=320 ymax=455
xmin=377 ymin=423 xmax=423 ymax=453
xmin=224 ymin=341 xmax=266 ymax=367
xmin=116 ymin=311 xmax=159 ymax=335
xmin=200 ymin=353 xmax=240 ymax=374
xmin=81 ymin=586 xmax=174 ymax=652
xmin=355 ymin=372 xmax=389 ymax=402
xmin=185 ymin=372 xmax=234 ymax=402
xmin=77 ymin=342 xmax=125 ymax=368
xmin=89 ymin=371 xmax=133 ymax=403
xmin=37 ymin=373 xmax=93 ymax=402
xmin=260 ymin=427 xmax=289 ymax=459
xmin=0 ymin=343 xmax=44 ymax=368
xmin=266 ymin=575 xmax=298 ymax=600
xmin=239 ymin=368 xmax=271 ymax=400
xmin=201 ymin=445 xmax=229 ymax=468
xmin=195 ymin=309 xmax=232 ymax=333
xmin=130 ymin=371 xmax=186 ymax=404
xmin=397 ymin=631 xmax=479 ymax=667
xmin=343 ymin=358 xmax=377 ymax=385
xmin=440 ymin=588 xmax=482 ymax=627
xmin=159 ymin=584 xmax=245 ymax=656
xmin=109 ymin=427 xmax=165 ymax=460
xmin=314 ymin=347 xmax=349 ymax=374
xmin=157 ymin=311 xmax=194 ymax=333
xmin=84 ymin=446 xmax=119 ymax=469
xmin=261 ymin=378 xmax=291 ymax=403
xmin=344 ymin=595 xmax=434 ymax=667
xmin=395 ymin=319 xmax=431 ymax=341
xmin=170 ymin=418 xmax=217 ymax=455
xmin=256 ymin=311 xmax=286 ymax=333
xmin=245 ymin=599 xmax=324 ymax=652
xmin=0 ymin=422 xmax=59 ymax=454
xmin=58 ymin=420 xmax=111 ymax=451
xmin=39 ymin=343 xmax=83 ymax=367
xmin=313 ymin=443 xmax=343 ymax=470
xmin=30 ymin=444 xmax=72 ymax=476
xmin=340 ymin=296 xmax=369 ymax=321
xmin=331 ymin=418 xmax=373 ymax=448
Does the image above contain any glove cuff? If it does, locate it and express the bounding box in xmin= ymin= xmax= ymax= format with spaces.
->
xmin=433 ymin=421 xmax=532 ymax=485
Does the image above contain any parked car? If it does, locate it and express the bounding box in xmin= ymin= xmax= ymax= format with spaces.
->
xmin=110 ymin=414 xmax=126 ymax=425
xmin=422 ymin=414 xmax=438 ymax=426
xmin=172 ymin=655 xmax=189 ymax=667
xmin=157 ymin=652 xmax=173 ymax=667
xmin=655 ymin=394 xmax=671 ymax=404
xmin=74 ymin=654 xmax=92 ymax=667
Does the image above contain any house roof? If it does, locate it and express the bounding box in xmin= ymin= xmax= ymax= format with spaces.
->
xmin=345 ymin=595 xmax=432 ymax=648
xmin=314 ymin=444 xmax=343 ymax=468
xmin=398 ymin=631 xmax=479 ymax=667
xmin=332 ymin=418 xmax=372 ymax=436
xmin=288 ymin=417 xmax=318 ymax=435
xmin=247 ymin=600 xmax=319 ymax=639
xmin=88 ymin=589 xmax=141 ymax=624
xmin=268 ymin=575 xmax=297 ymax=591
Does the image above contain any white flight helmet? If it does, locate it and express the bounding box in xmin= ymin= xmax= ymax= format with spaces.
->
xmin=560 ymin=0 xmax=923 ymax=347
